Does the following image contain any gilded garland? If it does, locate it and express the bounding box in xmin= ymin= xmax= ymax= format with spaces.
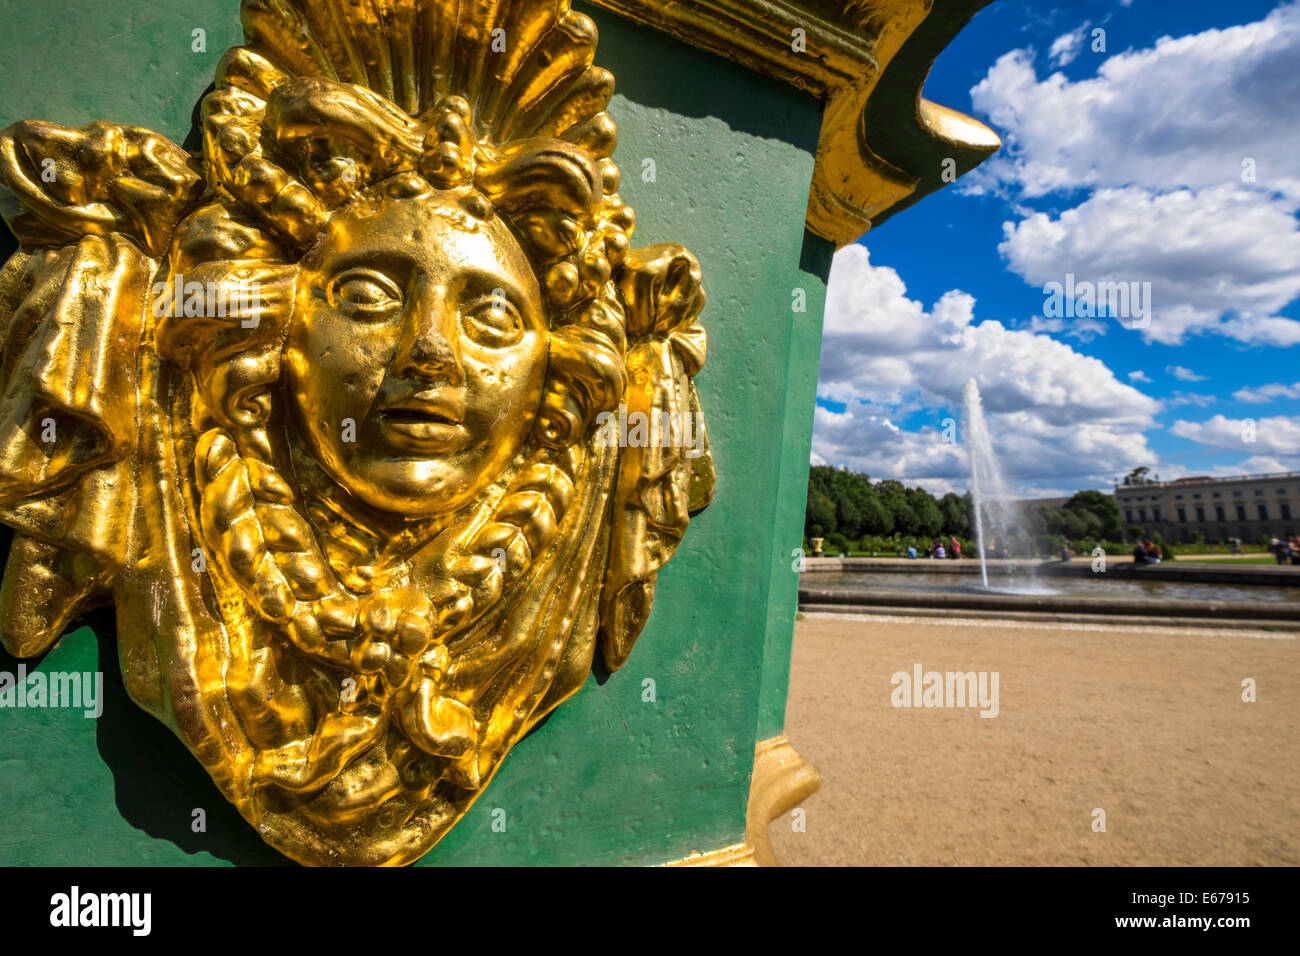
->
xmin=0 ymin=0 xmax=713 ymax=866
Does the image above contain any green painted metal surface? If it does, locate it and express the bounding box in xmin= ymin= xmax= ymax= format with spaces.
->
xmin=0 ymin=0 xmax=829 ymax=865
xmin=757 ymin=234 xmax=832 ymax=742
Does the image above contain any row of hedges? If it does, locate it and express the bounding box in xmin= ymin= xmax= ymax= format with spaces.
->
xmin=802 ymin=533 xmax=1204 ymax=560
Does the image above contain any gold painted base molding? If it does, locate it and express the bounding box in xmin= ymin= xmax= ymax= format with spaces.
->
xmin=665 ymin=734 xmax=820 ymax=866
xmin=747 ymin=735 xmax=821 ymax=866
xmin=664 ymin=842 xmax=757 ymax=866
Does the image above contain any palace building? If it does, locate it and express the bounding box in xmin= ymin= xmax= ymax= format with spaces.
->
xmin=1114 ymin=471 xmax=1300 ymax=544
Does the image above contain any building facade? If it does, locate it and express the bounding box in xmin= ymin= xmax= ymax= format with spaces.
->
xmin=1114 ymin=472 xmax=1300 ymax=545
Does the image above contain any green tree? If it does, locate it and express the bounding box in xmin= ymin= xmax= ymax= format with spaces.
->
xmin=938 ymin=492 xmax=970 ymax=537
xmin=906 ymin=487 xmax=943 ymax=538
xmin=858 ymin=485 xmax=893 ymax=536
xmin=805 ymin=487 xmax=835 ymax=537
xmin=876 ymin=480 xmax=915 ymax=536
xmin=1064 ymin=490 xmax=1123 ymax=540
xmin=826 ymin=468 xmax=867 ymax=538
xmin=1057 ymin=508 xmax=1087 ymax=540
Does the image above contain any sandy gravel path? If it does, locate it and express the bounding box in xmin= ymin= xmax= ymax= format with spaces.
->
xmin=769 ymin=613 xmax=1299 ymax=866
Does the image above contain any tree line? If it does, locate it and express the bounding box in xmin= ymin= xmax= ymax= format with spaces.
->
xmin=805 ymin=465 xmax=1124 ymax=550
xmin=805 ymin=465 xmax=968 ymax=540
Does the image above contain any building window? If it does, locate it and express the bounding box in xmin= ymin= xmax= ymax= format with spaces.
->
xmin=1195 ymin=506 xmax=1206 ymax=522
xmin=1258 ymin=504 xmax=1268 ymax=520
xmin=1215 ymin=505 xmax=1225 ymax=522
xmin=1176 ymin=494 xmax=1184 ymax=500
xmin=1153 ymin=507 xmax=1161 ymax=522
xmin=1138 ymin=509 xmax=1147 ymax=522
xmin=1283 ymin=503 xmax=1293 ymax=520
xmin=1255 ymin=490 xmax=1264 ymax=496
xmin=1125 ymin=509 xmax=1133 ymax=523
xmin=1233 ymin=490 xmax=1243 ymax=497
xmin=1178 ymin=507 xmax=1187 ymax=523
xmin=1213 ymin=492 xmax=1221 ymax=498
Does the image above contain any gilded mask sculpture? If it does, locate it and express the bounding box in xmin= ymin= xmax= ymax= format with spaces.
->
xmin=0 ymin=0 xmax=714 ymax=866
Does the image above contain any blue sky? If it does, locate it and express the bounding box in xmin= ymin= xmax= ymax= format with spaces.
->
xmin=811 ymin=0 xmax=1300 ymax=498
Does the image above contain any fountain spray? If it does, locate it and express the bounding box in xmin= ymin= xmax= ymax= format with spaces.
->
xmin=962 ymin=378 xmax=1032 ymax=589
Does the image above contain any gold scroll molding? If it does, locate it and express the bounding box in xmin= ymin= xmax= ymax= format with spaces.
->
xmin=666 ymin=734 xmax=820 ymax=865
xmin=585 ymin=0 xmax=1001 ymax=247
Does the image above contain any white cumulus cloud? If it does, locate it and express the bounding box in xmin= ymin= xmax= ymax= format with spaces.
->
xmin=1170 ymin=414 xmax=1300 ymax=458
xmin=1048 ymin=26 xmax=1087 ymax=67
xmin=998 ymin=187 xmax=1300 ymax=345
xmin=812 ymin=244 xmax=1161 ymax=492
xmin=969 ymin=2 xmax=1300 ymax=346
xmin=1166 ymin=365 xmax=1207 ymax=382
xmin=1233 ymin=381 xmax=1300 ymax=403
xmin=969 ymin=3 xmax=1300 ymax=200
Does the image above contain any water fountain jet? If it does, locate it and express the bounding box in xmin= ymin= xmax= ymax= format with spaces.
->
xmin=961 ymin=378 xmax=1034 ymax=591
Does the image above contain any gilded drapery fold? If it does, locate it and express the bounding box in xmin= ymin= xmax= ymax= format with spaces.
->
xmin=599 ymin=243 xmax=715 ymax=670
xmin=0 ymin=120 xmax=201 ymax=655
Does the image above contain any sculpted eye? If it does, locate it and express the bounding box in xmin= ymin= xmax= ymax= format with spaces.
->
xmin=328 ymin=269 xmax=404 ymax=319
xmin=461 ymin=291 xmax=524 ymax=348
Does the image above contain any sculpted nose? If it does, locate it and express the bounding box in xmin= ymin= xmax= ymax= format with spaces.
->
xmin=392 ymin=292 xmax=463 ymax=384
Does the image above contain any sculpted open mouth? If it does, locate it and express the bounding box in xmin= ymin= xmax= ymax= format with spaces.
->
xmin=380 ymin=398 xmax=465 ymax=448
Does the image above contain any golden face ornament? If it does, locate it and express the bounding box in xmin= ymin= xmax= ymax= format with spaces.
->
xmin=0 ymin=0 xmax=713 ymax=866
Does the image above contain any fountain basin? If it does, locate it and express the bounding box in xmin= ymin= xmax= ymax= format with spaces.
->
xmin=798 ymin=585 xmax=1300 ymax=622
xmin=800 ymin=557 xmax=1300 ymax=588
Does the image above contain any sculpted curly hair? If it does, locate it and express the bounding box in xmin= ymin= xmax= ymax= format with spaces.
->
xmin=158 ymin=68 xmax=634 ymax=452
